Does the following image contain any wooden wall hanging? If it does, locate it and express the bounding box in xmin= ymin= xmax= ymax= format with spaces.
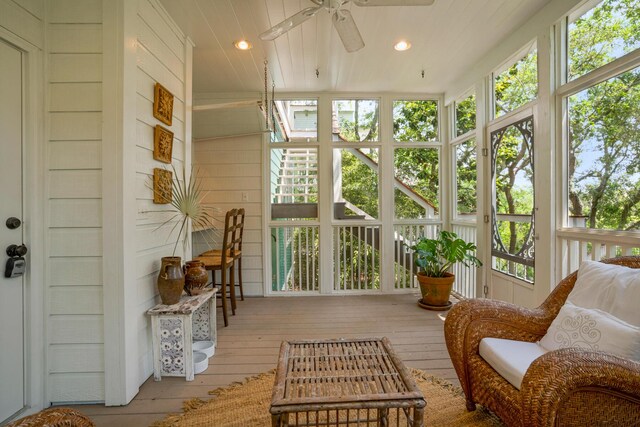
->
xmin=153 ymin=82 xmax=174 ymax=126
xmin=153 ymin=168 xmax=173 ymax=204
xmin=153 ymin=125 xmax=174 ymax=164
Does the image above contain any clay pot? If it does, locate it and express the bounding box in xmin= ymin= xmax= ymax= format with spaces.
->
xmin=184 ymin=260 xmax=208 ymax=296
xmin=416 ymin=272 xmax=455 ymax=308
xmin=157 ymin=256 xmax=184 ymax=305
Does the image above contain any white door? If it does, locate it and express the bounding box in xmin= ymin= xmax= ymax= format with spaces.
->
xmin=0 ymin=39 xmax=26 ymax=423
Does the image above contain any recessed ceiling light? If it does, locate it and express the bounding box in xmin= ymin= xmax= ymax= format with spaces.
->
xmin=394 ymin=40 xmax=411 ymax=51
xmin=234 ymin=39 xmax=252 ymax=50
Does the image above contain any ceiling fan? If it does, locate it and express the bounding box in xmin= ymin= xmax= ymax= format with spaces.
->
xmin=259 ymin=0 xmax=435 ymax=53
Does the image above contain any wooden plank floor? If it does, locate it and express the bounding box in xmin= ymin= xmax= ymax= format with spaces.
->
xmin=71 ymin=293 xmax=458 ymax=426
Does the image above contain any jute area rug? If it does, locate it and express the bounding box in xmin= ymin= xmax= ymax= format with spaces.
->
xmin=152 ymin=369 xmax=503 ymax=427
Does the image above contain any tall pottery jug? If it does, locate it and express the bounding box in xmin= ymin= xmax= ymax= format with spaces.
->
xmin=157 ymin=256 xmax=184 ymax=305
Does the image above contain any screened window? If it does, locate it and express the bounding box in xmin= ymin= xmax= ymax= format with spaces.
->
xmin=455 ymin=94 xmax=476 ymax=136
xmin=394 ymin=148 xmax=439 ymax=219
xmin=333 ymin=148 xmax=379 ymax=220
xmin=567 ymin=65 xmax=640 ymax=231
xmin=494 ymin=46 xmax=538 ymax=118
xmin=271 ymin=99 xmax=317 ymax=143
xmin=270 ymin=148 xmax=318 ymax=221
xmin=568 ymin=0 xmax=640 ymax=81
xmin=332 ymin=100 xmax=379 ymax=142
xmin=393 ymin=100 xmax=439 ymax=142
xmin=455 ymin=139 xmax=477 ymax=218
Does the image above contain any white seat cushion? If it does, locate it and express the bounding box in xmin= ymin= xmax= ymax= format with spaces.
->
xmin=479 ymin=338 xmax=547 ymax=390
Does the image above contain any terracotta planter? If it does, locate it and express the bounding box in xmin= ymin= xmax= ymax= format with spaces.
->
xmin=157 ymin=256 xmax=184 ymax=305
xmin=416 ymin=272 xmax=455 ymax=308
xmin=184 ymin=260 xmax=208 ymax=296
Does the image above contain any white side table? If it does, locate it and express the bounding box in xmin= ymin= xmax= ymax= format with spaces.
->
xmin=146 ymin=288 xmax=219 ymax=381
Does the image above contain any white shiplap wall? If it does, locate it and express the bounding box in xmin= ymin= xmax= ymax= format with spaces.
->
xmin=133 ymin=0 xmax=191 ymax=386
xmin=193 ymin=135 xmax=264 ymax=296
xmin=47 ymin=0 xmax=105 ymax=403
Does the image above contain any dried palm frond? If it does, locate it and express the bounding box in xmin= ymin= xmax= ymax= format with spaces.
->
xmin=148 ymin=165 xmax=218 ymax=256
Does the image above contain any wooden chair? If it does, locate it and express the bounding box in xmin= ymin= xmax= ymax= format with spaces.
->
xmin=200 ymin=208 xmax=245 ymax=301
xmin=195 ymin=209 xmax=237 ymax=327
xmin=444 ymin=256 xmax=640 ymax=427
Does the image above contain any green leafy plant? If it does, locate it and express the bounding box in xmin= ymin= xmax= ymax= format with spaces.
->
xmin=150 ymin=165 xmax=216 ymax=256
xmin=410 ymin=230 xmax=482 ymax=277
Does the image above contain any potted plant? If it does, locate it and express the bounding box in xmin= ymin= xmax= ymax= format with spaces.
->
xmin=409 ymin=230 xmax=482 ymax=310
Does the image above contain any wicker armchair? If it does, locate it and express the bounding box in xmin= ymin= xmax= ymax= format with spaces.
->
xmin=444 ymin=256 xmax=640 ymax=427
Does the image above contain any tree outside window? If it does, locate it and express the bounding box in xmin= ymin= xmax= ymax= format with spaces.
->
xmin=567 ymin=0 xmax=640 ymax=231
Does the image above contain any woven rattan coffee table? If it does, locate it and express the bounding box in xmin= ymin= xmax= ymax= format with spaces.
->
xmin=270 ymin=337 xmax=426 ymax=427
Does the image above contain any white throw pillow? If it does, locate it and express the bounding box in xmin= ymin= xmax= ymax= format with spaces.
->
xmin=539 ymin=301 xmax=640 ymax=361
xmin=567 ymin=260 xmax=640 ymax=327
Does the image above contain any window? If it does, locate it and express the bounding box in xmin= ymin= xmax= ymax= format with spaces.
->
xmin=455 ymin=139 xmax=477 ymax=218
xmin=394 ymin=148 xmax=439 ymax=219
xmin=270 ymin=148 xmax=318 ymax=221
xmin=455 ymin=94 xmax=476 ymax=137
xmin=271 ymin=99 xmax=317 ymax=143
xmin=567 ymin=66 xmax=640 ymax=230
xmin=494 ymin=45 xmax=538 ymax=118
xmin=568 ymin=0 xmax=640 ymax=81
xmin=332 ymin=99 xmax=379 ymax=142
xmin=393 ymin=100 xmax=439 ymax=141
xmin=333 ymin=148 xmax=379 ymax=220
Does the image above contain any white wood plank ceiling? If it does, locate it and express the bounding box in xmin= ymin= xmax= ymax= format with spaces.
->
xmin=161 ymin=0 xmax=552 ymax=95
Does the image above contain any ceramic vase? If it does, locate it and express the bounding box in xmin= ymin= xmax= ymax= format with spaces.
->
xmin=184 ymin=260 xmax=208 ymax=295
xmin=157 ymin=256 xmax=184 ymax=305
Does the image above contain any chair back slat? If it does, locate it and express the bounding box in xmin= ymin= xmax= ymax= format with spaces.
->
xmin=221 ymin=208 xmax=238 ymax=264
xmin=231 ymin=208 xmax=245 ymax=255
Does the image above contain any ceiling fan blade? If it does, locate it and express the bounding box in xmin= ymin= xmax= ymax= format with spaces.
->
xmin=259 ymin=6 xmax=322 ymax=41
xmin=353 ymin=0 xmax=435 ymax=6
xmin=332 ymin=9 xmax=365 ymax=53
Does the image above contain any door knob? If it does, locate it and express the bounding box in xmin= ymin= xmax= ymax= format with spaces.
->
xmin=6 ymin=244 xmax=27 ymax=257
xmin=6 ymin=217 xmax=21 ymax=229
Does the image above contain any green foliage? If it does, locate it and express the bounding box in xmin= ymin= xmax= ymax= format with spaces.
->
xmin=567 ymin=0 xmax=640 ymax=230
xmin=410 ymin=230 xmax=482 ymax=278
xmin=455 ymin=94 xmax=476 ymax=137
xmin=340 ymin=149 xmax=379 ymax=218
xmin=569 ymin=0 xmax=640 ymax=80
xmin=494 ymin=49 xmax=538 ymax=117
xmin=393 ymin=100 xmax=438 ymax=141
xmin=394 ymin=148 xmax=439 ymax=219
xmin=455 ymin=140 xmax=477 ymax=215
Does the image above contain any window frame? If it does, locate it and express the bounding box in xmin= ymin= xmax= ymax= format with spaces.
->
xmin=490 ymin=40 xmax=539 ymax=121
xmin=449 ymin=89 xmax=478 ymax=223
xmin=557 ymin=9 xmax=640 ymax=233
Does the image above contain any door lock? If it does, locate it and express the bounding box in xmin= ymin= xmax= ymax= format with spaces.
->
xmin=6 ymin=217 xmax=21 ymax=229
xmin=5 ymin=244 xmax=27 ymax=278
xmin=6 ymin=244 xmax=27 ymax=257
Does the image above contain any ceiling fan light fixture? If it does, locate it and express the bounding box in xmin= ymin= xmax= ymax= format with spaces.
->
xmin=394 ymin=40 xmax=411 ymax=51
xmin=234 ymin=39 xmax=253 ymax=50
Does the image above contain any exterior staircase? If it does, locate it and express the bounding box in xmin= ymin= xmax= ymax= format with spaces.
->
xmin=270 ymin=148 xmax=419 ymax=276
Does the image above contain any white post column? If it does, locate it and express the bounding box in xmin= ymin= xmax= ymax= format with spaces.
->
xmin=102 ymin=0 xmax=140 ymax=405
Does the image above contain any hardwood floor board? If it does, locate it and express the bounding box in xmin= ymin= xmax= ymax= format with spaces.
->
xmin=69 ymin=293 xmax=460 ymax=425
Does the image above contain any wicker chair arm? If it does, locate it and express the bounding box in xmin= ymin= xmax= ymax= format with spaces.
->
xmin=444 ymin=298 xmax=556 ymax=401
xmin=445 ymin=298 xmax=555 ymax=353
xmin=521 ymin=348 xmax=640 ymax=427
